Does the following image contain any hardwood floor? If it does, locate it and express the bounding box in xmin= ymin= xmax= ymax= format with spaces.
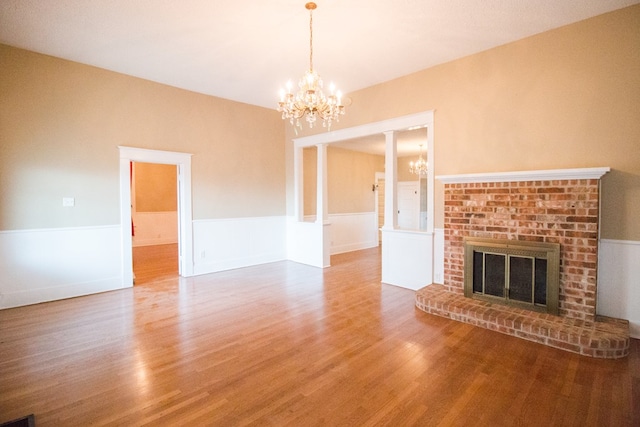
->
xmin=1 ymin=247 xmax=638 ymax=426
xmin=133 ymin=243 xmax=179 ymax=285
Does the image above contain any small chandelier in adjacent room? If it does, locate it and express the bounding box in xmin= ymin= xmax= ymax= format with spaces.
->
xmin=278 ymin=2 xmax=345 ymax=130
xmin=409 ymin=144 xmax=428 ymax=175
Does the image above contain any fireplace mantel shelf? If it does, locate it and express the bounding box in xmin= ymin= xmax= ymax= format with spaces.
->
xmin=436 ymin=167 xmax=610 ymax=184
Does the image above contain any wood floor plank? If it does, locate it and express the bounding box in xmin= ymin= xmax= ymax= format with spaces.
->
xmin=1 ymin=245 xmax=638 ymax=426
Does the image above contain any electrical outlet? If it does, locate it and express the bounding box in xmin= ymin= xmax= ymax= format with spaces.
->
xmin=62 ymin=197 xmax=75 ymax=207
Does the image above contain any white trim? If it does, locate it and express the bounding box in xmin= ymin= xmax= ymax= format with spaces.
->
xmin=1 ymin=277 xmax=124 ymax=309
xmin=600 ymin=238 xmax=640 ymax=247
xmin=383 ymin=130 xmax=398 ymax=230
xmin=437 ymin=167 xmax=610 ymax=184
xmin=118 ymin=146 xmax=193 ymax=164
xmin=289 ymin=111 xmax=435 ymax=274
xmin=375 ymin=171 xmax=385 ymax=244
xmin=118 ymin=146 xmax=194 ymax=287
xmin=292 ymin=112 xmax=434 ymax=147
xmin=0 ymin=224 xmax=119 ymax=234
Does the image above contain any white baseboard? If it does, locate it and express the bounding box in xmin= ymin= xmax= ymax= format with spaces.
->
xmin=1 ymin=277 xmax=125 ymax=308
xmin=133 ymin=237 xmax=178 ymax=247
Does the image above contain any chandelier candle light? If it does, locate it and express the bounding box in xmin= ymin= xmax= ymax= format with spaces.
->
xmin=409 ymin=144 xmax=428 ymax=175
xmin=278 ymin=2 xmax=345 ymax=130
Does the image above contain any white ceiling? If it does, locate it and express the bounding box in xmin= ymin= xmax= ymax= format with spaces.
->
xmin=1 ymin=0 xmax=637 ymax=156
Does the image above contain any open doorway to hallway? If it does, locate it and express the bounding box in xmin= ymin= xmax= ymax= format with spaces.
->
xmin=131 ymin=162 xmax=178 ymax=284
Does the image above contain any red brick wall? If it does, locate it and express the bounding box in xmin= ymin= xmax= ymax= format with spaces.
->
xmin=443 ymin=179 xmax=600 ymax=321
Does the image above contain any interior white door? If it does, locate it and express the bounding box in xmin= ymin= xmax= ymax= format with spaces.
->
xmin=397 ymin=182 xmax=419 ymax=230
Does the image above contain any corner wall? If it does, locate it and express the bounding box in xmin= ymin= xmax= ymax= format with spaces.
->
xmin=0 ymin=43 xmax=286 ymax=307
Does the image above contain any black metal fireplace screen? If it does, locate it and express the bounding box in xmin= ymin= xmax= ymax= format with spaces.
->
xmin=463 ymin=237 xmax=560 ymax=315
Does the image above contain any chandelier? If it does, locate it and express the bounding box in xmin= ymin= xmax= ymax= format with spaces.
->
xmin=278 ymin=2 xmax=345 ymax=130
xmin=409 ymin=144 xmax=428 ymax=175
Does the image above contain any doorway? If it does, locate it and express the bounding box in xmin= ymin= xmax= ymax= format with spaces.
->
xmin=131 ymin=162 xmax=179 ymax=284
xmin=397 ymin=181 xmax=419 ymax=230
xmin=118 ymin=147 xmax=194 ymax=287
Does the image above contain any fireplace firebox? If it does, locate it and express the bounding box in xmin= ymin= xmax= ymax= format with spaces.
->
xmin=464 ymin=237 xmax=560 ymax=315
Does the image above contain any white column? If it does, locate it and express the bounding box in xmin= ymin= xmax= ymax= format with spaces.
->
xmin=293 ymin=145 xmax=304 ymax=222
xmin=119 ymin=157 xmax=134 ymax=286
xmin=316 ymin=143 xmax=328 ymax=224
xmin=426 ymin=125 xmax=435 ymax=233
xmin=383 ymin=131 xmax=398 ymax=230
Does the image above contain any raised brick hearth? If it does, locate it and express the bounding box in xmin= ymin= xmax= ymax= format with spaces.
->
xmin=415 ymin=168 xmax=630 ymax=358
xmin=416 ymin=284 xmax=629 ymax=358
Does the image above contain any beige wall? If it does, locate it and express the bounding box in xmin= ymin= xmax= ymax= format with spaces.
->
xmin=134 ymin=162 xmax=177 ymax=212
xmin=303 ymin=146 xmax=384 ymax=216
xmin=286 ymin=5 xmax=640 ymax=240
xmin=303 ymin=146 xmax=317 ymax=217
xmin=2 ymin=5 xmax=638 ymax=240
xmin=0 ymin=44 xmax=285 ymax=230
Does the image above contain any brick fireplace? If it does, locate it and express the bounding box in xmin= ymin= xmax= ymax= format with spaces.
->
xmin=415 ymin=168 xmax=631 ymax=358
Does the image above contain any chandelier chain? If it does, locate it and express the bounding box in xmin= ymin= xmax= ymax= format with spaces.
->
xmin=309 ymin=7 xmax=313 ymax=71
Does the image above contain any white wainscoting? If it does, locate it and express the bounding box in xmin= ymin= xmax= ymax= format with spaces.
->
xmin=303 ymin=212 xmax=379 ymax=256
xmin=433 ymin=228 xmax=445 ymax=284
xmin=328 ymin=212 xmax=378 ymax=255
xmin=598 ymin=239 xmax=640 ymax=339
xmin=381 ymin=229 xmax=434 ymax=290
xmin=287 ymin=218 xmax=329 ymax=268
xmin=132 ymin=211 xmax=178 ymax=247
xmin=0 ymin=225 xmax=123 ymax=309
xmin=193 ymin=216 xmax=287 ymax=275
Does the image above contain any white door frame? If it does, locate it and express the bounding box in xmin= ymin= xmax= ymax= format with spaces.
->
xmin=374 ymin=171 xmax=385 ymax=244
xmin=118 ymin=146 xmax=194 ymax=286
